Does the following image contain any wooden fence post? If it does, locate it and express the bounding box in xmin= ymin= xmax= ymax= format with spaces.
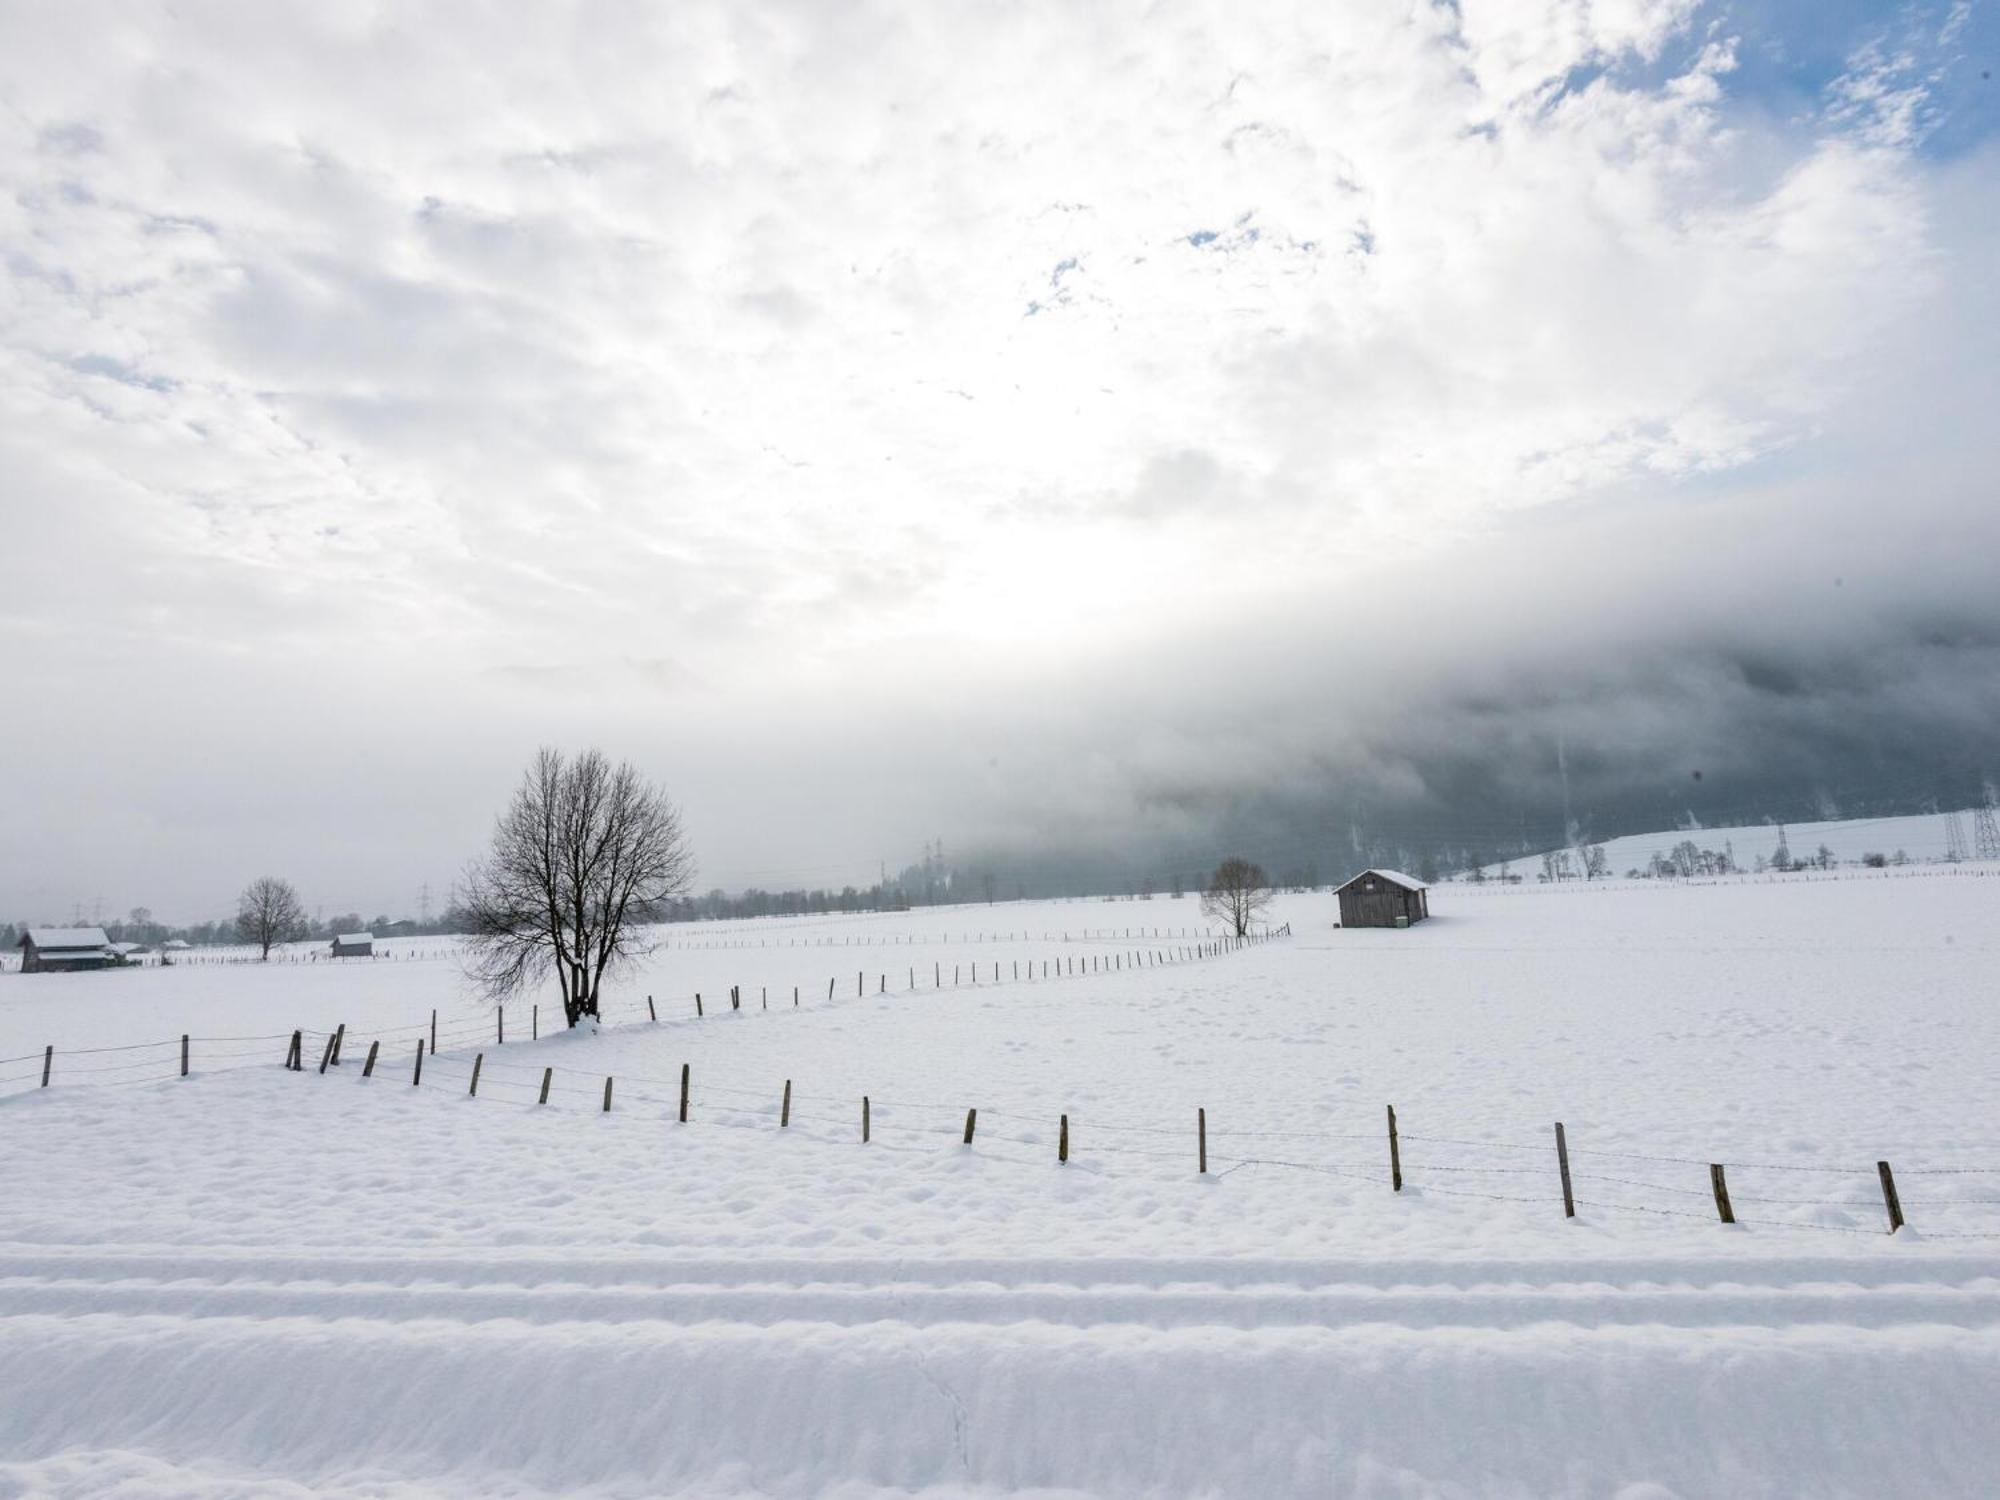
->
xmin=781 ymin=1080 xmax=792 ymax=1127
xmin=963 ymin=1108 xmax=978 ymax=1145
xmin=284 ymin=1031 xmax=300 ymax=1070
xmin=1877 ymin=1160 xmax=1905 ymax=1233
xmin=1198 ymin=1107 xmax=1207 ymax=1174
xmin=412 ymin=1043 xmax=423 ymax=1086
xmin=41 ymin=1044 xmax=53 ymax=1087
xmin=862 ymin=1095 xmax=872 ymax=1142
xmin=180 ymin=1034 xmax=190 ymax=1078
xmin=430 ymin=1009 xmax=437 ymax=1056
xmin=679 ymin=1063 xmax=690 ymax=1123
xmin=645 ymin=995 xmax=655 ymax=1022
xmin=330 ymin=1024 xmax=346 ymax=1066
xmin=1059 ymin=1113 xmax=1069 ymax=1164
xmin=1387 ymin=1105 xmax=1403 ymax=1191
xmin=794 ymin=986 xmax=799 ymax=1007
xmin=317 ymin=1032 xmax=338 ymax=1075
xmin=1555 ymin=1122 xmax=1575 ymax=1217
xmin=498 ymin=1007 xmax=504 ymax=1045
xmin=602 ymin=1076 xmax=614 ymax=1112
xmin=539 ymin=1067 xmax=552 ymax=1105
xmin=858 ymin=971 xmax=863 ymax=996
xmin=1709 ymin=1163 xmax=1735 ymax=1224
xmin=469 ymin=1053 xmax=483 ymax=1096
xmin=696 ymin=993 xmax=703 ymax=1017
xmin=363 ymin=1040 xmax=380 ymax=1078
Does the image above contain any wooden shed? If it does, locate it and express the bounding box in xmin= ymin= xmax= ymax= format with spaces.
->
xmin=18 ymin=927 xmax=113 ymax=973
xmin=330 ymin=931 xmax=374 ymax=958
xmin=1335 ymin=870 xmax=1430 ymax=929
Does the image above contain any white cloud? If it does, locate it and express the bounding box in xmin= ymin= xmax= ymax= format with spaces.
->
xmin=0 ymin=0 xmax=1987 ymax=915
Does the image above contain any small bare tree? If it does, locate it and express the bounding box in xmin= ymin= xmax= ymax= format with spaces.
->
xmin=237 ymin=876 xmax=306 ymax=960
xmin=461 ymin=747 xmax=695 ymax=1027
xmin=1201 ymin=857 xmax=1271 ymax=938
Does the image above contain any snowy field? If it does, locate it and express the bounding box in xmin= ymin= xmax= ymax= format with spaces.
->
xmin=2 ymin=875 xmax=1998 ymax=1497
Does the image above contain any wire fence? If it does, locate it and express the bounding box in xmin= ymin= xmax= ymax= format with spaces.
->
xmin=281 ymin=1050 xmax=2000 ymax=1242
xmin=0 ymin=927 xmax=1284 ymax=1099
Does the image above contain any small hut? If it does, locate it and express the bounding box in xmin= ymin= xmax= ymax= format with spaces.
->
xmin=330 ymin=932 xmax=374 ymax=959
xmin=1335 ymin=870 xmax=1430 ymax=929
xmin=19 ymin=927 xmax=113 ymax=973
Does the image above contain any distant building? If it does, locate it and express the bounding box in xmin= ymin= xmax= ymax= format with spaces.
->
xmin=160 ymin=939 xmax=191 ymax=952
xmin=329 ymin=932 xmax=374 ymax=958
xmin=18 ymin=927 xmax=113 ymax=973
xmin=1335 ymin=870 xmax=1431 ymax=929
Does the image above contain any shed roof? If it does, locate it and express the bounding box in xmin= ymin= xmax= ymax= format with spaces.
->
xmin=1334 ymin=869 xmax=1428 ymax=894
xmin=22 ymin=927 xmax=111 ymax=951
xmin=335 ymin=932 xmax=374 ymax=945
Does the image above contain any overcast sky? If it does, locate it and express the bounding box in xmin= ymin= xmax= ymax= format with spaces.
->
xmin=4 ymin=0 xmax=1997 ymax=922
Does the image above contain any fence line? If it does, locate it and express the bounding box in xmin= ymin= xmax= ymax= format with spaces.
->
xmin=0 ymin=927 xmax=1288 ymax=1099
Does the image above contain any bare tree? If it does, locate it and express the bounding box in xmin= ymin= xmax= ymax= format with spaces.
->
xmin=1200 ymin=857 xmax=1271 ymax=938
xmin=460 ymin=747 xmax=695 ymax=1027
xmin=237 ymin=876 xmax=306 ymax=960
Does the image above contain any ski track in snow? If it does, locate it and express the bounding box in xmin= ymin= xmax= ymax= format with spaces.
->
xmin=1 ymin=879 xmax=1997 ymax=1496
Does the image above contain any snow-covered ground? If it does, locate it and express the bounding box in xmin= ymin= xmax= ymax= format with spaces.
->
xmin=2 ymin=878 xmax=1997 ymax=1497
xmin=1480 ymin=804 xmax=1995 ymax=877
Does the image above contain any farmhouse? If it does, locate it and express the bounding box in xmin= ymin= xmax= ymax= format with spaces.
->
xmin=329 ymin=932 xmax=374 ymax=958
xmin=1335 ymin=870 xmax=1430 ymax=929
xmin=18 ymin=927 xmax=113 ymax=973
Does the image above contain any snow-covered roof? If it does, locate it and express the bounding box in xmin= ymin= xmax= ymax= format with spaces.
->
xmin=1336 ymin=869 xmax=1429 ymax=893
xmin=161 ymin=938 xmax=190 ymax=949
xmin=106 ymin=942 xmax=142 ymax=955
xmin=334 ymin=932 xmax=373 ymax=944
xmin=22 ymin=927 xmax=111 ymax=950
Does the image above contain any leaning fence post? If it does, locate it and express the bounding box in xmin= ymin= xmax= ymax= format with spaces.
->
xmin=781 ymin=1079 xmax=792 ymax=1127
xmin=539 ymin=1067 xmax=552 ymax=1105
xmin=646 ymin=995 xmax=656 ymax=1022
xmin=469 ymin=1053 xmax=484 ymax=1096
xmin=330 ymin=1023 xmax=346 ymax=1066
xmin=828 ymin=977 xmax=835 ymax=1000
xmin=1555 ymin=1122 xmax=1575 ymax=1218
xmin=1198 ymin=1107 xmax=1208 ymax=1174
xmin=1709 ymin=1163 xmax=1735 ymax=1223
xmin=1877 ymin=1160 xmax=1905 ymax=1233
xmin=696 ymin=993 xmax=703 ymax=1017
xmin=1387 ymin=1105 xmax=1403 ymax=1191
xmin=284 ymin=1031 xmax=301 ymax=1070
xmin=679 ymin=1063 xmax=690 ymax=1123
xmin=180 ymin=1034 xmax=190 ymax=1078
xmin=41 ymin=1044 xmax=53 ymax=1088
xmin=1059 ymin=1113 xmax=1069 ymax=1164
xmin=862 ymin=1095 xmax=871 ymax=1142
xmin=411 ymin=1043 xmax=423 ymax=1086
xmin=602 ymin=1076 xmax=614 ymax=1112
xmin=963 ymin=1108 xmax=978 ymax=1145
xmin=363 ymin=1040 xmax=380 ymax=1078
xmin=317 ymin=1032 xmax=338 ymax=1075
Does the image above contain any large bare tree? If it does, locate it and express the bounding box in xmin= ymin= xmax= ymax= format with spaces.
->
xmin=237 ymin=876 xmax=306 ymax=960
xmin=1200 ymin=857 xmax=1271 ymax=939
xmin=461 ymin=748 xmax=695 ymax=1026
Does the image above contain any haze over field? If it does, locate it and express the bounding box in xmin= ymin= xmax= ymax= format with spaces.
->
xmin=4 ymin=1 xmax=1998 ymax=919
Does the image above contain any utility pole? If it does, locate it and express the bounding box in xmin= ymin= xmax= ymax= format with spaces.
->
xmin=1974 ymin=782 xmax=2000 ymax=864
